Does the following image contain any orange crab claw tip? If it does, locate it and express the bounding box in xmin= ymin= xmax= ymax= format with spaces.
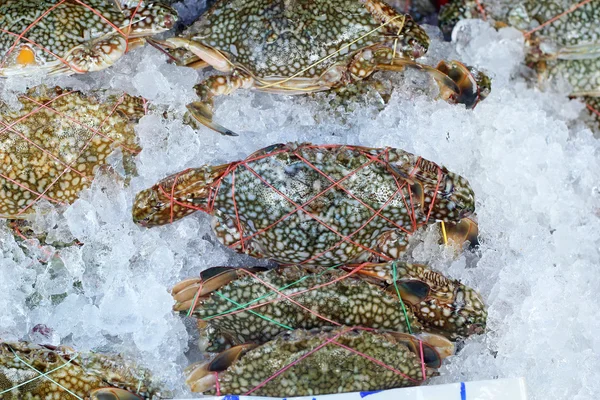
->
xmin=172 ymin=277 xmax=202 ymax=295
xmin=387 ymin=331 xmax=451 ymax=368
xmin=173 ymin=298 xmax=206 ymax=312
xmin=415 ymin=332 xmax=455 ymax=360
xmin=173 ymin=270 xmax=239 ymax=304
xmin=189 ymin=373 xmax=217 ymax=393
xmin=436 ymin=60 xmax=491 ymax=109
xmin=172 ymin=283 xmax=204 ymax=303
xmin=198 ymin=267 xmax=241 ymax=293
xmin=185 ymin=361 xmax=217 ymax=392
xmin=208 ymin=343 xmax=260 ymax=372
xmin=90 ymin=387 xmax=143 ymax=400
xmin=444 ymin=218 xmax=480 ymax=247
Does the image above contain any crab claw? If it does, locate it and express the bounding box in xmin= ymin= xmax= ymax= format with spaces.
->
xmin=388 ymin=331 xmax=454 ymax=368
xmin=185 ymin=344 xmax=258 ymax=392
xmin=89 ymin=387 xmax=143 ymax=399
xmin=187 ymin=100 xmax=239 ymax=137
xmin=377 ymin=58 xmax=490 ymax=109
xmin=442 ymin=217 xmax=479 ymax=248
xmin=172 ymin=267 xmax=268 ymax=311
xmin=344 ymin=262 xmax=487 ymax=339
xmin=172 ymin=267 xmax=240 ymax=311
xmin=132 ymin=164 xmax=230 ymax=227
xmin=436 ymin=60 xmax=491 ymax=108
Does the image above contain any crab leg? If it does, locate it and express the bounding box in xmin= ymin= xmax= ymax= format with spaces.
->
xmin=185 ymin=344 xmax=258 ymax=392
xmin=443 ymin=218 xmax=479 ymax=247
xmin=554 ymin=42 xmax=600 ymax=60
xmin=387 ymin=331 xmax=454 ymax=367
xmin=159 ymin=37 xmax=258 ymax=135
xmin=90 ymin=387 xmax=144 ymax=399
xmin=188 ymin=71 xmax=255 ymax=136
xmin=345 ymin=45 xmax=484 ymax=108
xmin=172 ymin=267 xmax=265 ymax=312
xmin=377 ymin=59 xmax=461 ymax=102
xmin=49 ymin=35 xmax=138 ymax=75
xmin=165 ymin=38 xmax=233 ymax=72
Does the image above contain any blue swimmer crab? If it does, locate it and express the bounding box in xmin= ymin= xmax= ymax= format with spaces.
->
xmin=158 ymin=0 xmax=491 ymax=135
xmin=438 ymin=0 xmax=600 ymax=118
xmin=133 ymin=143 xmax=478 ymax=266
xmin=184 ymin=326 xmax=453 ymax=395
xmin=172 ymin=261 xmax=487 ymax=352
xmin=0 ymin=86 xmax=145 ymax=221
xmin=0 ymin=341 xmax=165 ymax=399
xmin=0 ymin=0 xmax=177 ymax=76
xmin=0 ymin=85 xmax=147 ymax=246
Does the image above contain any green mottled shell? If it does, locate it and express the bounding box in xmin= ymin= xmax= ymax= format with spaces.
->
xmin=506 ymin=0 xmax=600 ymax=48
xmin=439 ymin=0 xmax=600 ymax=100
xmin=194 ymin=265 xmax=422 ymax=352
xmin=0 ymin=342 xmax=162 ymax=399
xmin=184 ymin=0 xmax=425 ymax=78
xmin=210 ymin=144 xmax=473 ymax=266
xmin=0 ymin=86 xmax=144 ymax=219
xmin=541 ymin=57 xmax=600 ymax=96
xmin=585 ymin=96 xmax=600 ymax=119
xmin=211 ymin=328 xmax=432 ymax=396
xmin=0 ymin=0 xmax=173 ymax=74
xmin=441 ymin=0 xmax=600 ymax=49
xmin=440 ymin=0 xmax=600 ymax=50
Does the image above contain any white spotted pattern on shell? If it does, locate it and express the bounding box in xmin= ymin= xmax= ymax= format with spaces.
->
xmin=133 ymin=143 xmax=475 ymax=267
xmin=173 ymin=262 xmax=487 ymax=352
xmin=202 ymin=327 xmax=437 ymax=396
xmin=0 ymin=0 xmax=177 ymax=76
xmin=181 ymin=0 xmax=430 ymax=78
xmin=0 ymin=86 xmax=145 ymax=219
xmin=0 ymin=341 xmax=164 ymax=399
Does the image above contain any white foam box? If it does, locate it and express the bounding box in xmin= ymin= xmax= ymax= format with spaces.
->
xmin=181 ymin=377 xmax=527 ymax=400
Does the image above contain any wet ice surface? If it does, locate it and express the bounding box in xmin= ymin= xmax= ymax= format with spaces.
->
xmin=1 ymin=16 xmax=600 ymax=400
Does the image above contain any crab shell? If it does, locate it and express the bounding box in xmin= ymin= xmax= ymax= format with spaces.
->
xmin=0 ymin=341 xmax=164 ymax=399
xmin=0 ymin=0 xmax=178 ymax=76
xmin=133 ymin=143 xmax=476 ymax=266
xmin=159 ymin=0 xmax=489 ymax=135
xmin=174 ymin=0 xmax=430 ymax=80
xmin=0 ymin=86 xmax=145 ymax=220
xmin=172 ymin=261 xmax=487 ymax=352
xmin=185 ymin=327 xmax=454 ymax=396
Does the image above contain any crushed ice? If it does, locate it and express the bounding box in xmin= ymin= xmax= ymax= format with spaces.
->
xmin=0 ymin=11 xmax=599 ymax=400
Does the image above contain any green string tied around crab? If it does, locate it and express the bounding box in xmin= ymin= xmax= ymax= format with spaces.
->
xmin=0 ymin=346 xmax=83 ymax=400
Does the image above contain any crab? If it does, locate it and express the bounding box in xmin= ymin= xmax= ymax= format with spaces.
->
xmin=0 ymin=0 xmax=177 ymax=76
xmin=184 ymin=326 xmax=454 ymax=395
xmin=0 ymin=86 xmax=145 ymax=230
xmin=133 ymin=143 xmax=477 ymax=266
xmin=172 ymin=261 xmax=487 ymax=352
xmin=157 ymin=0 xmax=491 ymax=136
xmin=0 ymin=341 xmax=164 ymax=399
xmin=438 ymin=0 xmax=600 ymax=120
